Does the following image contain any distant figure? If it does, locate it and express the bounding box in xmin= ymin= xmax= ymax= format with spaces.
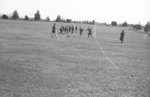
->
xmin=52 ymin=23 xmax=57 ymax=38
xmin=59 ymin=26 xmax=63 ymax=34
xmin=75 ymin=26 xmax=77 ymax=30
xmin=79 ymin=28 xmax=83 ymax=36
xmin=75 ymin=26 xmax=78 ymax=33
xmin=87 ymin=28 xmax=93 ymax=39
xmin=120 ymin=30 xmax=125 ymax=44
xmin=71 ymin=25 xmax=74 ymax=34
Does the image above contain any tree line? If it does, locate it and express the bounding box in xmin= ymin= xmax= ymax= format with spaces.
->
xmin=111 ymin=21 xmax=150 ymax=32
xmin=0 ymin=10 xmax=48 ymax=21
xmin=0 ymin=10 xmax=150 ymax=32
xmin=0 ymin=10 xmax=95 ymax=24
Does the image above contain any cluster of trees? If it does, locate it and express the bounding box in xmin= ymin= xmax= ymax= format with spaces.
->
xmin=111 ymin=21 xmax=117 ymax=26
xmin=111 ymin=21 xmax=150 ymax=32
xmin=133 ymin=24 xmax=142 ymax=30
xmin=131 ymin=22 xmax=150 ymax=32
xmin=55 ymin=15 xmax=73 ymax=23
xmin=0 ymin=10 xmax=50 ymax=21
xmin=122 ymin=22 xmax=128 ymax=27
xmin=55 ymin=15 xmax=95 ymax=24
xmin=111 ymin=21 xmax=128 ymax=27
xmin=144 ymin=22 xmax=150 ymax=32
xmin=0 ymin=10 xmax=95 ymax=24
xmin=1 ymin=10 xmax=19 ymax=20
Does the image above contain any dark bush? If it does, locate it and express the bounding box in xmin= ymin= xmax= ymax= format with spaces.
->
xmin=133 ymin=24 xmax=142 ymax=30
xmin=144 ymin=22 xmax=150 ymax=32
xmin=24 ymin=15 xmax=29 ymax=20
xmin=122 ymin=22 xmax=128 ymax=27
xmin=111 ymin=21 xmax=117 ymax=26
xmin=66 ymin=19 xmax=72 ymax=23
xmin=1 ymin=14 xmax=9 ymax=19
xmin=92 ymin=20 xmax=95 ymax=24
xmin=46 ymin=16 xmax=50 ymax=21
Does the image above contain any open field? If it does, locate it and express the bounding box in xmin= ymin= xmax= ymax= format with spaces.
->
xmin=0 ymin=19 xmax=150 ymax=97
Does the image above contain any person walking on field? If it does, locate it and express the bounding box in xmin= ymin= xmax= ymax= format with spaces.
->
xmin=120 ymin=30 xmax=125 ymax=44
xmin=51 ymin=23 xmax=57 ymax=38
xmin=87 ymin=28 xmax=93 ymax=39
xmin=79 ymin=27 xmax=83 ymax=36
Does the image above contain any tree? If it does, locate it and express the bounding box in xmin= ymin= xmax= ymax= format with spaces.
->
xmin=144 ymin=22 xmax=150 ymax=32
xmin=24 ymin=15 xmax=29 ymax=20
xmin=46 ymin=16 xmax=50 ymax=21
xmin=66 ymin=19 xmax=72 ymax=23
xmin=111 ymin=21 xmax=117 ymax=26
xmin=91 ymin=20 xmax=95 ymax=24
xmin=1 ymin=14 xmax=9 ymax=19
xmin=122 ymin=22 xmax=128 ymax=27
xmin=34 ymin=10 xmax=41 ymax=20
xmin=55 ymin=15 xmax=61 ymax=22
xmin=12 ymin=10 xmax=19 ymax=19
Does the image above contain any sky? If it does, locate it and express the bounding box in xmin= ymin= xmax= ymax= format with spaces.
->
xmin=0 ymin=0 xmax=150 ymax=25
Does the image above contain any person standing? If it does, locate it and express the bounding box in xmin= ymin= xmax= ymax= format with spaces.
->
xmin=87 ymin=28 xmax=93 ymax=39
xmin=52 ymin=23 xmax=57 ymax=38
xmin=79 ymin=27 xmax=83 ymax=36
xmin=120 ymin=30 xmax=125 ymax=44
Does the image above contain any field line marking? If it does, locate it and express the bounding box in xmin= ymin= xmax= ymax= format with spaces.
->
xmin=93 ymin=24 xmax=119 ymax=69
xmin=95 ymin=40 xmax=119 ymax=69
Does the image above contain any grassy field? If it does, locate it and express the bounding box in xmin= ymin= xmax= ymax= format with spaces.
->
xmin=0 ymin=19 xmax=150 ymax=97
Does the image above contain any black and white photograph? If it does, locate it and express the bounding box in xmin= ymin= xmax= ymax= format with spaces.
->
xmin=0 ymin=0 xmax=150 ymax=97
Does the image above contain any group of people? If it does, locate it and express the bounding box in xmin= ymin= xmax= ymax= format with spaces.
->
xmin=51 ymin=23 xmax=94 ymax=39
xmin=51 ymin=23 xmax=125 ymax=44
